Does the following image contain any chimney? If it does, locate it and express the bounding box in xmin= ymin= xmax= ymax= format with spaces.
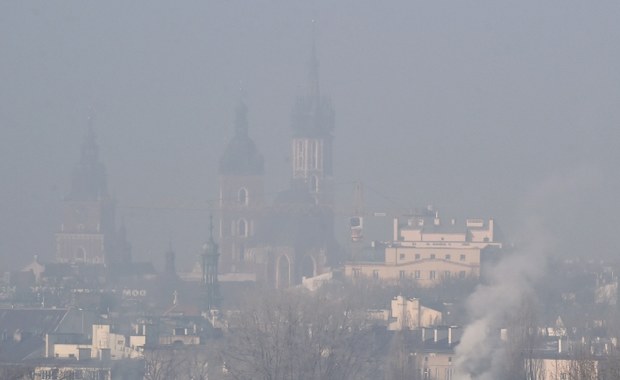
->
xmin=434 ymin=328 xmax=438 ymax=343
xmin=448 ymin=327 xmax=452 ymax=345
xmin=558 ymin=338 xmax=562 ymax=354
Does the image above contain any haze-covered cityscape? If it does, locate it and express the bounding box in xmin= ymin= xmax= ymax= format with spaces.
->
xmin=1 ymin=1 xmax=620 ymax=379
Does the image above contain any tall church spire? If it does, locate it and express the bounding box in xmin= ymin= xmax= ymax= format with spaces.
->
xmin=218 ymin=100 xmax=264 ymax=176
xmin=291 ymin=20 xmax=334 ymax=138
xmin=308 ymin=19 xmax=320 ymax=102
xmin=234 ymin=100 xmax=249 ymax=138
xmin=69 ymin=114 xmax=108 ymax=201
xmin=202 ymin=215 xmax=221 ymax=311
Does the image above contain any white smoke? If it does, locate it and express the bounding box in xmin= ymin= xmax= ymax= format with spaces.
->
xmin=453 ymin=166 xmax=602 ymax=380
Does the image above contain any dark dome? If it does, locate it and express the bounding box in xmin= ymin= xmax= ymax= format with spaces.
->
xmin=218 ymin=135 xmax=264 ymax=176
xmin=219 ymin=101 xmax=265 ymax=176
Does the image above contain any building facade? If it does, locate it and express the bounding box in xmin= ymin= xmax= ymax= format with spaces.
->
xmin=345 ymin=208 xmax=501 ymax=286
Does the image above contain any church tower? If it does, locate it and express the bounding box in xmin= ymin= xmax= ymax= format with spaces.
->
xmin=218 ymin=101 xmax=265 ymax=273
xmin=55 ymin=125 xmax=116 ymax=264
xmin=290 ymin=30 xmax=335 ymax=209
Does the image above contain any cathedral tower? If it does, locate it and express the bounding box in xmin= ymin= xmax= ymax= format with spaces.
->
xmin=290 ymin=31 xmax=335 ymax=208
xmin=218 ymin=101 xmax=265 ymax=273
xmin=55 ymin=125 xmax=116 ymax=264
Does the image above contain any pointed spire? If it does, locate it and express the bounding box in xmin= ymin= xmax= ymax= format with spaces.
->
xmin=209 ymin=214 xmax=214 ymax=241
xmin=234 ymin=100 xmax=249 ymax=138
xmin=291 ymin=18 xmax=334 ymax=137
xmin=308 ymin=18 xmax=321 ymax=101
xmin=219 ymin=97 xmax=265 ymax=176
xmin=81 ymin=107 xmax=98 ymax=164
xmin=69 ymin=110 xmax=108 ymax=200
xmin=81 ymin=122 xmax=99 ymax=167
xmin=165 ymin=241 xmax=176 ymax=276
xmin=204 ymin=214 xmax=218 ymax=254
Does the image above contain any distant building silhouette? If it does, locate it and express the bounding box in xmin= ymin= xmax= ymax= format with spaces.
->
xmin=218 ymin=100 xmax=265 ymax=274
xmin=55 ymin=124 xmax=128 ymax=265
xmin=217 ymin=38 xmax=339 ymax=288
xmin=202 ymin=216 xmax=221 ymax=311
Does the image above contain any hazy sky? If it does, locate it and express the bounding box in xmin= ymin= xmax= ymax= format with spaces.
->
xmin=1 ymin=1 xmax=619 ymax=270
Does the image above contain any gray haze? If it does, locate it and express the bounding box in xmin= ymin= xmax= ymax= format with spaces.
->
xmin=1 ymin=1 xmax=620 ymax=270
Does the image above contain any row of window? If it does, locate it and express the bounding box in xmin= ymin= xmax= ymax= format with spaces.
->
xmin=231 ymin=219 xmax=249 ymax=237
xmin=419 ymin=367 xmax=453 ymax=380
xmin=294 ymin=139 xmax=323 ymax=171
xmin=399 ymin=253 xmax=468 ymax=261
xmin=355 ymin=269 xmax=468 ymax=280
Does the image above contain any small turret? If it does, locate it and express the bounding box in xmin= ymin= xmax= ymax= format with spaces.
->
xmin=202 ymin=215 xmax=221 ymax=311
xmin=164 ymin=242 xmax=176 ymax=276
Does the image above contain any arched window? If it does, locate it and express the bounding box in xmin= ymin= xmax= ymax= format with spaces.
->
xmin=238 ymin=188 xmax=248 ymax=205
xmin=238 ymin=219 xmax=247 ymax=237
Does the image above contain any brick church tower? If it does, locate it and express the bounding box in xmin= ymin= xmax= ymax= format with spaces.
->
xmin=218 ymin=101 xmax=265 ymax=273
xmin=55 ymin=125 xmax=127 ymax=265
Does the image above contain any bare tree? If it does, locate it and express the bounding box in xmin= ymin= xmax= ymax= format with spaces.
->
xmin=0 ymin=365 xmax=34 ymax=380
xmin=222 ymin=288 xmax=379 ymax=380
xmin=566 ymin=347 xmax=599 ymax=380
xmin=385 ymin=330 xmax=417 ymax=380
xmin=503 ymin=294 xmax=544 ymax=380
xmin=143 ymin=347 xmax=184 ymax=380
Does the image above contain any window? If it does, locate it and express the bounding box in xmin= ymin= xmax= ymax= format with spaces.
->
xmin=430 ymin=271 xmax=436 ymax=280
xmin=238 ymin=219 xmax=247 ymax=237
xmin=399 ymin=270 xmax=405 ymax=280
xmin=399 ymin=253 xmax=405 ymax=260
xmin=372 ymin=270 xmax=379 ymax=280
xmin=414 ymin=270 xmax=421 ymax=279
xmin=430 ymin=254 xmax=436 ymax=259
xmin=460 ymin=254 xmax=466 ymax=261
xmin=295 ymin=140 xmax=304 ymax=170
xmin=459 ymin=271 xmax=466 ymax=279
xmin=353 ymin=268 xmax=361 ymax=278
xmin=238 ymin=188 xmax=248 ymax=205
xmin=415 ymin=254 xmax=421 ymax=260
xmin=444 ymin=271 xmax=451 ymax=279
xmin=445 ymin=254 xmax=451 ymax=260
